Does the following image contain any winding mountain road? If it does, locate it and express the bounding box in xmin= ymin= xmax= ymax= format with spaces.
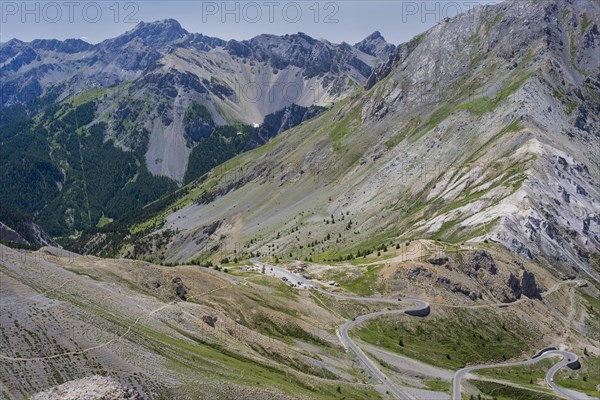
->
xmin=251 ymin=259 xmax=430 ymax=399
xmin=453 ymin=349 xmax=589 ymax=400
xmin=338 ymin=309 xmax=424 ymax=400
xmin=251 ymin=259 xmax=589 ymax=400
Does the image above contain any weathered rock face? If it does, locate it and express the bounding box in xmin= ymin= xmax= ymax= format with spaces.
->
xmin=451 ymin=283 xmax=482 ymax=300
xmin=427 ymin=257 xmax=449 ymax=266
xmin=365 ymin=35 xmax=421 ymax=90
xmin=433 ymin=274 xmax=482 ymax=301
xmin=359 ymin=0 xmax=600 ymax=279
xmin=0 ymin=23 xmax=387 ymax=108
xmin=465 ymin=251 xmax=498 ymax=275
xmin=521 ymin=270 xmax=542 ymax=299
xmin=202 ymin=315 xmax=218 ymax=328
xmin=31 ymin=376 xmax=142 ymax=400
xmin=407 ymin=266 xmax=432 ymax=278
xmin=508 ymin=273 xmax=521 ymax=296
xmin=171 ymin=276 xmax=187 ymax=301
xmin=226 ymin=32 xmax=384 ymax=79
xmin=354 ymin=31 xmax=396 ymax=60
xmin=506 ymin=270 xmax=542 ymax=301
xmin=244 ymin=104 xmax=327 ymax=150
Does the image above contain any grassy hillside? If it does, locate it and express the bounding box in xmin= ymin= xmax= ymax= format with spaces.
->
xmin=353 ymin=308 xmax=544 ymax=370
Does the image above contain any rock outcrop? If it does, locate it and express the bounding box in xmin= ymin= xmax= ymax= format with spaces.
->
xmin=451 ymin=284 xmax=482 ymax=300
xmin=171 ymin=276 xmax=188 ymax=301
xmin=354 ymin=31 xmax=396 ymax=60
xmin=202 ymin=315 xmax=218 ymax=328
xmin=31 ymin=376 xmax=142 ymax=400
xmin=427 ymin=257 xmax=449 ymax=266
xmin=521 ymin=270 xmax=542 ymax=300
xmin=506 ymin=270 xmax=542 ymax=300
xmin=407 ymin=266 xmax=432 ymax=278
xmin=464 ymin=251 xmax=498 ymax=275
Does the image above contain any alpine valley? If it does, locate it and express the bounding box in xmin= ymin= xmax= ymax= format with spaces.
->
xmin=0 ymin=1 xmax=599 ymax=400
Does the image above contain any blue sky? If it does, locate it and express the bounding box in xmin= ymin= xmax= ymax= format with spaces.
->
xmin=1 ymin=1 xmax=499 ymax=45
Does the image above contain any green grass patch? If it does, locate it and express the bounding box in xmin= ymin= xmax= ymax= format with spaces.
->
xmin=569 ymin=32 xmax=588 ymax=76
xmin=556 ymin=355 xmax=600 ymax=397
xmin=470 ymin=380 xmax=560 ymax=400
xmin=251 ymin=312 xmax=327 ymax=346
xmin=470 ymin=52 xmax=485 ymax=69
xmin=97 ymin=215 xmax=113 ymax=228
xmin=570 ymin=32 xmax=577 ymax=61
xmin=67 ymin=81 xmax=131 ymax=108
xmin=330 ymin=103 xmax=363 ymax=151
xmin=566 ymin=101 xmax=579 ymax=114
xmin=244 ymin=274 xmax=298 ymax=300
xmin=591 ymin=253 xmax=600 ymax=274
xmin=459 ymin=71 xmax=533 ymax=116
xmin=406 ymin=68 xmax=531 ymax=145
xmin=62 ymin=266 xmax=102 ymax=281
xmin=354 ymin=308 xmax=541 ymax=370
xmin=581 ymin=13 xmax=592 ymax=34
xmin=475 ymin=358 xmax=556 ymax=391
xmin=385 ymin=117 xmax=421 ymax=149
xmin=582 ymin=293 xmax=600 ymax=341
xmin=412 ymin=33 xmax=425 ymax=45
xmin=431 ymin=217 xmax=499 ymax=244
xmin=483 ymin=12 xmax=504 ymax=35
xmin=321 ymin=264 xmax=384 ymax=296
xmin=424 ymin=378 xmax=452 ymax=393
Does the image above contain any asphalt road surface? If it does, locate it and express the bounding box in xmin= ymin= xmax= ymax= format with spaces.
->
xmin=453 ymin=349 xmax=593 ymax=400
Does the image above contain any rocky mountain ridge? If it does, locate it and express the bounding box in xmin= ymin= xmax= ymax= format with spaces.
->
xmin=0 ymin=23 xmax=396 ymax=236
xmin=1 ymin=21 xmax=393 ymax=183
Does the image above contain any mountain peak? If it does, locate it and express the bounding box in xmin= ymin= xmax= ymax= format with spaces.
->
xmin=354 ymin=30 xmax=395 ymax=59
xmin=3 ymin=38 xmax=24 ymax=46
xmin=104 ymin=18 xmax=188 ymax=50
xmin=133 ymin=18 xmax=185 ymax=32
xmin=366 ymin=31 xmax=383 ymax=40
xmin=129 ymin=18 xmax=188 ymax=40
